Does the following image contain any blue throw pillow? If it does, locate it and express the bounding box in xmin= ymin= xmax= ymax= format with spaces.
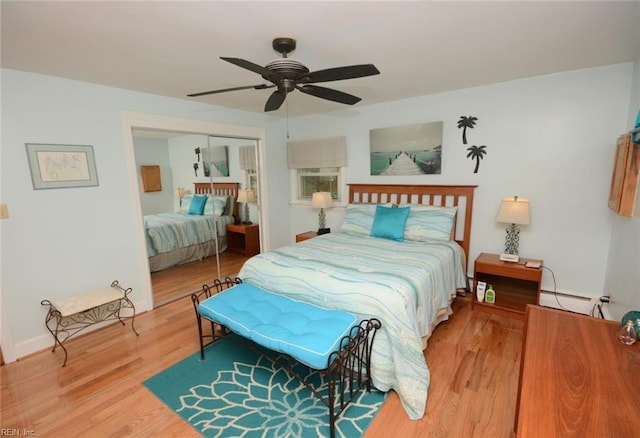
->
xmin=370 ymin=205 xmax=410 ymax=241
xmin=188 ymin=195 xmax=207 ymax=215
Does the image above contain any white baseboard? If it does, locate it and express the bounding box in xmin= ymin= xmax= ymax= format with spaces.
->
xmin=10 ymin=299 xmax=146 ymax=363
xmin=539 ymin=291 xmax=596 ymax=316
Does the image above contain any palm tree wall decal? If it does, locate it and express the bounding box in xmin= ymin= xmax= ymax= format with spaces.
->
xmin=457 ymin=116 xmax=478 ymax=144
xmin=466 ymin=145 xmax=487 ymax=173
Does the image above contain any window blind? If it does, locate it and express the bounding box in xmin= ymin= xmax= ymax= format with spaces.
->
xmin=287 ymin=136 xmax=346 ymax=169
xmin=239 ymin=145 xmax=257 ymax=170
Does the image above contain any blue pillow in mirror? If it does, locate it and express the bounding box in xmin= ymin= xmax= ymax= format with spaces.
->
xmin=188 ymin=195 xmax=207 ymax=215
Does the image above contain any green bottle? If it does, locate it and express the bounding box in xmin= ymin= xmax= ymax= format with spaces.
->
xmin=485 ymin=284 xmax=495 ymax=304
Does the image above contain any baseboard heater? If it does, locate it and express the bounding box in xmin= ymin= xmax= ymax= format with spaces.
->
xmin=539 ymin=290 xmax=607 ymax=318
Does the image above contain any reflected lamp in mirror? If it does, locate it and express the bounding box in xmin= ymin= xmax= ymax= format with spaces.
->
xmin=495 ymin=196 xmax=530 ymax=262
xmin=311 ymin=192 xmax=334 ymax=235
xmin=174 ymin=187 xmax=186 ymax=207
xmin=237 ymin=189 xmax=256 ymax=224
xmin=0 ymin=204 xmax=9 ymax=220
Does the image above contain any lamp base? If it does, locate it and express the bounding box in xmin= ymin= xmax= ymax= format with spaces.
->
xmin=504 ymin=224 xmax=521 ymax=256
xmin=499 ymin=253 xmax=519 ymax=263
xmin=317 ymin=228 xmax=331 ymax=235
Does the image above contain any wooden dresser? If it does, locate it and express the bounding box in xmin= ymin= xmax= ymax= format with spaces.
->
xmin=516 ymin=305 xmax=640 ymax=437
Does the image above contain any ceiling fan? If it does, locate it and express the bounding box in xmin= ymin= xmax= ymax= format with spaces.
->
xmin=187 ymin=37 xmax=380 ymax=112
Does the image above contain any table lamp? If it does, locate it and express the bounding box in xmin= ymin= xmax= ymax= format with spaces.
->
xmin=311 ymin=192 xmax=333 ymax=235
xmin=174 ymin=187 xmax=186 ymax=207
xmin=495 ymin=195 xmax=530 ymax=262
xmin=237 ymin=189 xmax=255 ymax=224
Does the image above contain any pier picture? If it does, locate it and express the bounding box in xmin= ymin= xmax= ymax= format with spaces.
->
xmin=370 ymin=121 xmax=442 ymax=175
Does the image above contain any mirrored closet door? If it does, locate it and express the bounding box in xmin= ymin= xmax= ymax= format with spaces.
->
xmin=132 ymin=129 xmax=260 ymax=306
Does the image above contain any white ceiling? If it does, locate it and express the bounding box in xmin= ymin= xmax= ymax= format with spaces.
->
xmin=2 ymin=1 xmax=639 ymax=117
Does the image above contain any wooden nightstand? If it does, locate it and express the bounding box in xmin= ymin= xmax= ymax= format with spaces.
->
xmin=226 ymin=223 xmax=260 ymax=257
xmin=295 ymin=231 xmax=317 ymax=242
xmin=472 ymin=252 xmax=543 ymax=319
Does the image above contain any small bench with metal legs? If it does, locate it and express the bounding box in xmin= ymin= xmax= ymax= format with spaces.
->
xmin=191 ymin=278 xmax=381 ymax=438
xmin=41 ymin=280 xmax=138 ymax=367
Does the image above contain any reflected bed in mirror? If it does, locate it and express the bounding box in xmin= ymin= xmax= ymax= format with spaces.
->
xmin=144 ymin=182 xmax=239 ymax=273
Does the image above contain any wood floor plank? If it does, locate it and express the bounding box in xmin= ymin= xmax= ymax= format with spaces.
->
xmin=1 ymin=283 xmax=523 ymax=437
xmin=151 ymin=251 xmax=249 ymax=306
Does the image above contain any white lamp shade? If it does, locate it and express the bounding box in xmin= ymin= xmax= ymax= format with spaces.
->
xmin=237 ymin=189 xmax=256 ymax=204
xmin=174 ymin=187 xmax=186 ymax=199
xmin=311 ymin=192 xmax=334 ymax=209
xmin=496 ymin=197 xmax=530 ymax=225
xmin=0 ymin=204 xmax=9 ymax=219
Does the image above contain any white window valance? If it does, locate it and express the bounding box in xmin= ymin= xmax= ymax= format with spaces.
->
xmin=239 ymin=145 xmax=257 ymax=170
xmin=287 ymin=136 xmax=346 ymax=169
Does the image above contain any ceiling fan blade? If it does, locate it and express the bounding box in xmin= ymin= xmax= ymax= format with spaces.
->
xmin=299 ymin=64 xmax=380 ymax=83
xmin=264 ymin=89 xmax=286 ymax=112
xmin=187 ymin=84 xmax=273 ymax=97
xmin=297 ymin=84 xmax=361 ymax=105
xmin=220 ymin=57 xmax=281 ymax=82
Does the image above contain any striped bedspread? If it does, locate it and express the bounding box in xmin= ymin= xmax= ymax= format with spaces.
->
xmin=144 ymin=213 xmax=232 ymax=256
xmin=238 ymin=231 xmax=467 ymax=419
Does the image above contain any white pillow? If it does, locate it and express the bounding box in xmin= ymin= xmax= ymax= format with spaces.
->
xmin=402 ymin=205 xmax=457 ymax=241
xmin=204 ymin=195 xmax=228 ymax=216
xmin=339 ymin=204 xmax=378 ymax=235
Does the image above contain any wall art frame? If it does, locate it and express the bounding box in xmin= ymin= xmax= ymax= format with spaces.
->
xmin=26 ymin=143 xmax=99 ymax=190
xmin=140 ymin=165 xmax=162 ymax=192
xmin=370 ymin=121 xmax=443 ymax=176
xmin=202 ymin=145 xmax=229 ymax=177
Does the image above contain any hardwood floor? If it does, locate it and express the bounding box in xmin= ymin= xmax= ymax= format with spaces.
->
xmin=151 ymin=251 xmax=250 ymax=306
xmin=0 ymin=294 xmax=522 ymax=437
xmin=368 ymin=297 xmax=523 ymax=437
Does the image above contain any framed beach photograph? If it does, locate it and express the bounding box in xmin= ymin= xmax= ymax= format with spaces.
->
xmin=370 ymin=121 xmax=443 ymax=175
xmin=26 ymin=143 xmax=99 ymax=189
xmin=202 ymin=145 xmax=230 ymax=177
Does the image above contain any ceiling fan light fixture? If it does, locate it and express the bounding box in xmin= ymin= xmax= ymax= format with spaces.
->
xmin=187 ymin=37 xmax=380 ymax=112
xmin=263 ymin=58 xmax=309 ymax=80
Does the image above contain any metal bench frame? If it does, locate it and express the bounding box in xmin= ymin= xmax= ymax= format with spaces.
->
xmin=191 ymin=277 xmax=381 ymax=438
xmin=41 ymin=280 xmax=138 ymax=367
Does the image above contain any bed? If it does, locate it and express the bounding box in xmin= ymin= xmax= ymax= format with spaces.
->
xmin=238 ymin=183 xmax=476 ymax=420
xmin=146 ymin=182 xmax=239 ymax=272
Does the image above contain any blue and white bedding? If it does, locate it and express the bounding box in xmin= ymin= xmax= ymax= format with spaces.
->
xmin=238 ymin=231 xmax=467 ymax=419
xmin=144 ymin=213 xmax=233 ymax=257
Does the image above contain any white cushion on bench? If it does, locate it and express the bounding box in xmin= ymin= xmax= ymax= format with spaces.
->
xmin=53 ymin=287 xmax=124 ymax=317
xmin=198 ymin=283 xmax=359 ymax=369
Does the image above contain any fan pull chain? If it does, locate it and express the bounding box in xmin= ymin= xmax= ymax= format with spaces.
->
xmin=286 ymin=93 xmax=290 ymax=139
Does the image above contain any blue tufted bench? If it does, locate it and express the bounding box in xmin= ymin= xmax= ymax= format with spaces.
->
xmin=191 ymin=278 xmax=381 ymax=438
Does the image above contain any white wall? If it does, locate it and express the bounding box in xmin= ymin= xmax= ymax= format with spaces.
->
xmin=288 ymin=63 xmax=634 ymax=301
xmin=1 ymin=61 xmax=635 ymax=362
xmin=168 ymin=135 xmax=260 ymax=223
xmin=133 ymin=137 xmax=173 ymax=215
xmin=605 ymin=60 xmax=640 ymax=320
xmin=0 ymin=69 xmax=270 ymax=361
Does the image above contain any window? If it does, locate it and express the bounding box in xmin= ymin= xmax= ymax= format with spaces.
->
xmin=288 ymin=136 xmax=346 ymax=203
xmin=239 ymin=144 xmax=258 ymax=201
xmin=297 ymin=167 xmax=340 ymax=201
xmin=246 ymin=168 xmax=258 ymax=201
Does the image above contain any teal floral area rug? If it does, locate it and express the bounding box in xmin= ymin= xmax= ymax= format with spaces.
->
xmin=143 ymin=334 xmax=386 ymax=437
